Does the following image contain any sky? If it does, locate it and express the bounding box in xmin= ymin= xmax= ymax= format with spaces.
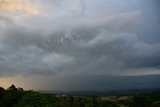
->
xmin=0 ymin=0 xmax=160 ymax=90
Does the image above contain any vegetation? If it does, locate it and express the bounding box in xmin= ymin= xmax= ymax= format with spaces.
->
xmin=0 ymin=85 xmax=160 ymax=107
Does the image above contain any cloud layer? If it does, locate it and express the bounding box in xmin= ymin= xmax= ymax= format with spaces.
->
xmin=0 ymin=0 xmax=160 ymax=90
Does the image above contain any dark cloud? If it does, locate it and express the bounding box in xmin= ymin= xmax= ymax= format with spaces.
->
xmin=34 ymin=74 xmax=160 ymax=91
xmin=0 ymin=0 xmax=160 ymax=90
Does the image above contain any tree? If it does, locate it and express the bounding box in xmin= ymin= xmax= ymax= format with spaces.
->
xmin=7 ymin=85 xmax=17 ymax=91
xmin=17 ymin=92 xmax=52 ymax=107
xmin=3 ymin=85 xmax=24 ymax=107
xmin=0 ymin=87 xmax=5 ymax=91
xmin=0 ymin=87 xmax=5 ymax=98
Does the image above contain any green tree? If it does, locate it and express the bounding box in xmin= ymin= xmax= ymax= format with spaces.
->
xmin=0 ymin=87 xmax=5 ymax=99
xmin=3 ymin=85 xmax=24 ymax=107
xmin=16 ymin=91 xmax=52 ymax=107
xmin=7 ymin=85 xmax=17 ymax=91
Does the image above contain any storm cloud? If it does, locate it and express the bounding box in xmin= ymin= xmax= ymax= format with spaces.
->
xmin=0 ymin=0 xmax=160 ymax=90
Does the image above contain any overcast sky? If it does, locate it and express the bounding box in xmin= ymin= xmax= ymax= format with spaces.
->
xmin=0 ymin=0 xmax=160 ymax=90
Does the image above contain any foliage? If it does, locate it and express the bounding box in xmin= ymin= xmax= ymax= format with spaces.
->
xmin=0 ymin=85 xmax=160 ymax=107
xmin=16 ymin=92 xmax=53 ymax=107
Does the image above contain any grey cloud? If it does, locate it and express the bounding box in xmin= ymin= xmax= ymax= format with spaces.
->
xmin=0 ymin=43 xmax=74 ymax=76
xmin=79 ymin=0 xmax=86 ymax=13
xmin=0 ymin=0 xmax=160 ymax=80
xmin=29 ymin=74 xmax=160 ymax=91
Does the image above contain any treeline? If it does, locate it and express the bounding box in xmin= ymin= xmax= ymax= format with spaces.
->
xmin=0 ymin=85 xmax=160 ymax=107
